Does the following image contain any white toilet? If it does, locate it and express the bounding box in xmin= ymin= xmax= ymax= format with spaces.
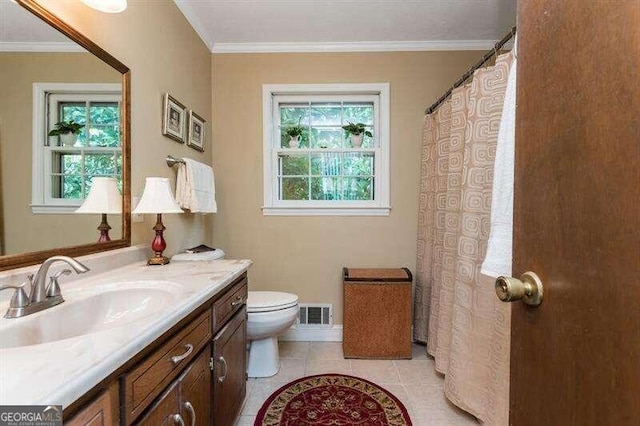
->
xmin=246 ymin=291 xmax=299 ymax=378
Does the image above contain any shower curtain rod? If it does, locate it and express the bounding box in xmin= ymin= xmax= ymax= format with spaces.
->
xmin=424 ymin=26 xmax=516 ymax=115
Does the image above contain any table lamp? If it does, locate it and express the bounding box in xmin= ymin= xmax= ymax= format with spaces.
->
xmin=75 ymin=177 xmax=122 ymax=242
xmin=132 ymin=177 xmax=183 ymax=265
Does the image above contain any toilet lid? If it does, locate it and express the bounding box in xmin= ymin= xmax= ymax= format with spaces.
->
xmin=247 ymin=291 xmax=298 ymax=313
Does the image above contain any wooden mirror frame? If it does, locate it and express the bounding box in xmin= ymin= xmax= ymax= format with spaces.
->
xmin=0 ymin=0 xmax=131 ymax=271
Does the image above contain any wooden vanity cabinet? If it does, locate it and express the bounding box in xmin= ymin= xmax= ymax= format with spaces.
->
xmin=136 ymin=348 xmax=211 ymax=426
xmin=66 ymin=384 xmax=119 ymax=426
xmin=64 ymin=273 xmax=248 ymax=426
xmin=212 ymin=309 xmax=247 ymax=426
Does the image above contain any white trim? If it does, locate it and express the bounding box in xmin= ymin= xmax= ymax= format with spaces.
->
xmin=213 ymin=40 xmax=498 ymax=54
xmin=173 ymin=0 xmax=215 ymax=52
xmin=262 ymin=83 xmax=390 ymax=216
xmin=263 ymin=207 xmax=390 ymax=216
xmin=265 ymin=83 xmax=389 ymax=96
xmin=0 ymin=42 xmax=85 ymax=52
xmin=30 ymin=205 xmax=80 ymax=214
xmin=280 ymin=324 xmax=343 ymax=342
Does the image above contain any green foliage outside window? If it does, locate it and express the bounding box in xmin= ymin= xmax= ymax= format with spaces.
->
xmin=279 ymin=152 xmax=374 ymax=201
xmin=278 ymin=102 xmax=375 ymax=201
xmin=54 ymin=101 xmax=121 ymax=199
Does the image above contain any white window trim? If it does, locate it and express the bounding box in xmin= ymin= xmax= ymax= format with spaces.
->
xmin=262 ymin=83 xmax=390 ymax=216
xmin=31 ymin=83 xmax=121 ymax=214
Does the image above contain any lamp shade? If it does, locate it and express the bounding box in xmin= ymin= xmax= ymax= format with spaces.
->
xmin=81 ymin=0 xmax=127 ymax=13
xmin=132 ymin=177 xmax=183 ymax=214
xmin=75 ymin=177 xmax=122 ymax=214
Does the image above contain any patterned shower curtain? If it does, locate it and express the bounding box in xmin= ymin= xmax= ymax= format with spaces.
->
xmin=414 ymin=52 xmax=514 ymax=425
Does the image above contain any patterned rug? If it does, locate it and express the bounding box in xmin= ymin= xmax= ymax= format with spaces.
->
xmin=254 ymin=374 xmax=412 ymax=426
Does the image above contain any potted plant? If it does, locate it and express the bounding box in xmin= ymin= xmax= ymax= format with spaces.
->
xmin=342 ymin=122 xmax=372 ymax=148
xmin=284 ymin=118 xmax=305 ymax=149
xmin=48 ymin=120 xmax=84 ymax=146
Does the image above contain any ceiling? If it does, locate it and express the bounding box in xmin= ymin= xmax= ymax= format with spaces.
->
xmin=174 ymin=0 xmax=517 ymax=53
xmin=0 ymin=0 xmax=82 ymax=51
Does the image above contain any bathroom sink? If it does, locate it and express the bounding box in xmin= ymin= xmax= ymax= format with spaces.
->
xmin=0 ymin=281 xmax=181 ymax=350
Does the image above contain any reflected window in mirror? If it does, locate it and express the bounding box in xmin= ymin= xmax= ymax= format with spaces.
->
xmin=31 ymin=83 xmax=122 ymax=214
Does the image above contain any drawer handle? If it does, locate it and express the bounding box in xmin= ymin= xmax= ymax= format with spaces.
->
xmin=171 ymin=413 xmax=185 ymax=426
xmin=171 ymin=344 xmax=194 ymax=364
xmin=231 ymin=296 xmax=245 ymax=307
xmin=183 ymin=401 xmax=196 ymax=426
xmin=217 ymin=356 xmax=228 ymax=383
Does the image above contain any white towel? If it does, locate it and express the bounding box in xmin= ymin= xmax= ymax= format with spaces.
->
xmin=176 ymin=158 xmax=217 ymax=213
xmin=481 ymin=39 xmax=517 ymax=278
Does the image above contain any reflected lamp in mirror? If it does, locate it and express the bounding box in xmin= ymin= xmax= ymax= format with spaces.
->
xmin=132 ymin=177 xmax=183 ymax=266
xmin=81 ymin=0 xmax=127 ymax=13
xmin=75 ymin=177 xmax=122 ymax=243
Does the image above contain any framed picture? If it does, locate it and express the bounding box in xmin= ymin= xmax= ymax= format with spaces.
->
xmin=187 ymin=110 xmax=206 ymax=152
xmin=162 ymin=93 xmax=187 ymax=143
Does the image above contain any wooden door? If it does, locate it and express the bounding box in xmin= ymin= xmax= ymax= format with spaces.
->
xmin=66 ymin=384 xmax=118 ymax=426
xmin=136 ymin=381 xmax=180 ymax=426
xmin=180 ymin=348 xmax=212 ymax=426
xmin=213 ymin=309 xmax=247 ymax=426
xmin=511 ymin=0 xmax=640 ymax=424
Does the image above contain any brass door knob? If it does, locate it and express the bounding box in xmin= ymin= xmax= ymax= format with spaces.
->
xmin=495 ymin=271 xmax=544 ymax=306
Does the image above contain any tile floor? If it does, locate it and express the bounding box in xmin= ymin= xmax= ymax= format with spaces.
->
xmin=235 ymin=342 xmax=478 ymax=426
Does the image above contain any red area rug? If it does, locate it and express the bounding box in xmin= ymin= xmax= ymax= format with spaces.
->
xmin=254 ymin=374 xmax=412 ymax=426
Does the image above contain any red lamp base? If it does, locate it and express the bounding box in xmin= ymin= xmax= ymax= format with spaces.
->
xmin=147 ymin=213 xmax=170 ymax=266
xmin=97 ymin=213 xmax=112 ymax=243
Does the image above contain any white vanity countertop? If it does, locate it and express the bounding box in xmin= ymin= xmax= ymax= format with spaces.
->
xmin=0 ymin=258 xmax=251 ymax=408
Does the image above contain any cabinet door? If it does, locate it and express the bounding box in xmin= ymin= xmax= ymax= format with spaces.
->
xmin=179 ymin=348 xmax=212 ymax=426
xmin=67 ymin=384 xmax=118 ymax=426
xmin=136 ymin=381 xmax=180 ymax=426
xmin=213 ymin=309 xmax=247 ymax=426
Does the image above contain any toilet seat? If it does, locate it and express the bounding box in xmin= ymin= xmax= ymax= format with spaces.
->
xmin=247 ymin=291 xmax=298 ymax=313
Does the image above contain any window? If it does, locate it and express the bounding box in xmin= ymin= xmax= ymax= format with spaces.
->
xmin=262 ymin=84 xmax=390 ymax=216
xmin=32 ymin=83 xmax=122 ymax=213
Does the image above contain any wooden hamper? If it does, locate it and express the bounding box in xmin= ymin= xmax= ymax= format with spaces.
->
xmin=342 ymin=267 xmax=413 ymax=359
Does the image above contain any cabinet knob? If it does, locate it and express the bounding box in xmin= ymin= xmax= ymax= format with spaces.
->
xmin=231 ymin=296 xmax=245 ymax=307
xmin=217 ymin=356 xmax=228 ymax=383
xmin=170 ymin=344 xmax=194 ymax=364
xmin=171 ymin=413 xmax=185 ymax=426
xmin=183 ymin=401 xmax=196 ymax=426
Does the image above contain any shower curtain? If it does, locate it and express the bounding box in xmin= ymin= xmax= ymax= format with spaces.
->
xmin=414 ymin=52 xmax=515 ymax=425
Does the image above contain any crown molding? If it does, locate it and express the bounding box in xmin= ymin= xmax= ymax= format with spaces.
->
xmin=211 ymin=40 xmax=497 ymax=54
xmin=173 ymin=0 xmax=214 ymax=52
xmin=0 ymin=42 xmax=85 ymax=52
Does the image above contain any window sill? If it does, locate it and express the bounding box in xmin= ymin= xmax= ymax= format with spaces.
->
xmin=262 ymin=206 xmax=391 ymax=216
xmin=31 ymin=204 xmax=81 ymax=214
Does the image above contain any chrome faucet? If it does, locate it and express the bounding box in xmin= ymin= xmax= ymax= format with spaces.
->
xmin=30 ymin=256 xmax=89 ymax=303
xmin=2 ymin=256 xmax=90 ymax=319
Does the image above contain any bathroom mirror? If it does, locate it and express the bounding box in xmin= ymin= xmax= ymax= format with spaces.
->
xmin=0 ymin=0 xmax=131 ymax=270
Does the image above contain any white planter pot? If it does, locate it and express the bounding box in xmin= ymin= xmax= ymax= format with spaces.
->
xmin=289 ymin=135 xmax=300 ymax=149
xmin=60 ymin=133 xmax=78 ymax=147
xmin=349 ymin=133 xmax=364 ymax=148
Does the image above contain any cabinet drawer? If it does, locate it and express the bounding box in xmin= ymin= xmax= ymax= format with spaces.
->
xmin=122 ymin=310 xmax=211 ymax=425
xmin=213 ymin=278 xmax=247 ymax=332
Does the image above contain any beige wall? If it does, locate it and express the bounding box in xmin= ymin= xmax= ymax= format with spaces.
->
xmin=0 ymin=53 xmax=121 ymax=255
xmin=211 ymin=51 xmax=479 ymax=322
xmin=34 ymin=0 xmax=213 ymax=255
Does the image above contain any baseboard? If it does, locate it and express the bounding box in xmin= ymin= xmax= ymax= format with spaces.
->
xmin=279 ymin=324 xmax=343 ymax=342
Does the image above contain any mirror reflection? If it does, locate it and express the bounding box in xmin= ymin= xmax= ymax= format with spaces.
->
xmin=0 ymin=0 xmax=124 ymax=256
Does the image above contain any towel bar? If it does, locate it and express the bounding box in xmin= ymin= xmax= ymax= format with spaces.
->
xmin=166 ymin=155 xmax=186 ymax=167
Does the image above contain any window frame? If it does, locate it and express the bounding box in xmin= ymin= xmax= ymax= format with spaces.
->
xmin=31 ymin=83 xmax=122 ymax=214
xmin=262 ymin=83 xmax=390 ymax=216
